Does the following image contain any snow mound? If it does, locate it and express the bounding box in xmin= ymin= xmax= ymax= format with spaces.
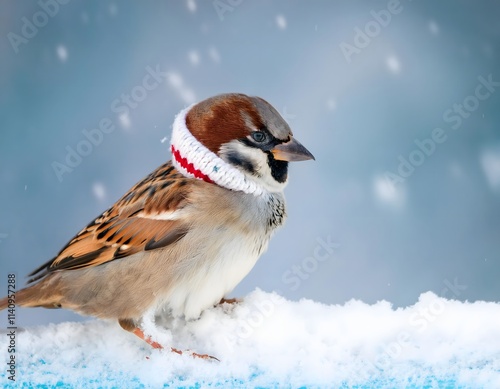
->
xmin=1 ymin=289 xmax=499 ymax=388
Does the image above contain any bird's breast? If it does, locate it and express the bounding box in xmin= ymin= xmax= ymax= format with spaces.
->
xmin=164 ymin=228 xmax=270 ymax=320
xmin=159 ymin=191 xmax=286 ymax=320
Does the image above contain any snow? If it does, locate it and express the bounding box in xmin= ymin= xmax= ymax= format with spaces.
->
xmin=480 ymin=146 xmax=500 ymax=191
xmin=374 ymin=175 xmax=405 ymax=208
xmin=1 ymin=290 xmax=499 ymax=388
xmin=92 ymin=182 xmax=106 ymax=201
xmin=188 ymin=50 xmax=200 ymax=66
xmin=276 ymin=15 xmax=287 ymax=30
xmin=326 ymin=98 xmax=337 ymax=111
xmin=118 ymin=112 xmax=131 ymax=129
xmin=208 ymin=46 xmax=221 ymax=64
xmin=56 ymin=45 xmax=68 ymax=63
xmin=186 ymin=0 xmax=196 ymax=13
xmin=166 ymin=72 xmax=196 ymax=104
xmin=386 ymin=55 xmax=401 ymax=74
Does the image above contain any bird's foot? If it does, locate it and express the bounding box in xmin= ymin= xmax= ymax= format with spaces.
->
xmin=171 ymin=347 xmax=219 ymax=361
xmin=129 ymin=326 xmax=218 ymax=361
xmin=218 ymin=297 xmax=242 ymax=305
xmin=132 ymin=327 xmax=164 ymax=349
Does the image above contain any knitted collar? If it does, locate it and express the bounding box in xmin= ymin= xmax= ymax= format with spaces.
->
xmin=170 ymin=105 xmax=266 ymax=197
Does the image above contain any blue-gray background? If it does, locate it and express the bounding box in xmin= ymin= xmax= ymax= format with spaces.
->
xmin=1 ymin=0 xmax=499 ymax=326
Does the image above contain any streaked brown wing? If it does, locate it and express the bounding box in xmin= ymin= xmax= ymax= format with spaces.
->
xmin=28 ymin=162 xmax=192 ymax=283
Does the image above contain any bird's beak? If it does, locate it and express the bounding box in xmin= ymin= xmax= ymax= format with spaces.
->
xmin=271 ymin=137 xmax=315 ymax=162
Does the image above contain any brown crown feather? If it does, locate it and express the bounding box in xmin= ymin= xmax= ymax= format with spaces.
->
xmin=185 ymin=93 xmax=263 ymax=154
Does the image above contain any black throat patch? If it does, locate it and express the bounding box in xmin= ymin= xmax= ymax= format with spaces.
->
xmin=266 ymin=152 xmax=288 ymax=183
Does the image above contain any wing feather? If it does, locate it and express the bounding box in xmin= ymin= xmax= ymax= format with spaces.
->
xmin=28 ymin=162 xmax=192 ymax=283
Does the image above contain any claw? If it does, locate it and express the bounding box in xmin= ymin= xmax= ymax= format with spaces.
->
xmin=190 ymin=351 xmax=220 ymax=362
xmin=172 ymin=346 xmax=219 ymax=361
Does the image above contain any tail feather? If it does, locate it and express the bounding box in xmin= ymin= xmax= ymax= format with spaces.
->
xmin=0 ymin=288 xmax=36 ymax=310
xmin=0 ymin=296 xmax=7 ymax=310
xmin=0 ymin=278 xmax=63 ymax=311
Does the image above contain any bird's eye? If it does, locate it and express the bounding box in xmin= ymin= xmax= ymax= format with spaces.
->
xmin=251 ymin=131 xmax=267 ymax=143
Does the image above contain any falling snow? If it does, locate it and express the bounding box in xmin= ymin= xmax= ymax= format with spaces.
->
xmin=480 ymin=147 xmax=500 ymax=191
xmin=188 ymin=50 xmax=200 ymax=66
xmin=208 ymin=46 xmax=221 ymax=63
xmin=186 ymin=0 xmax=196 ymax=12
xmin=386 ymin=55 xmax=401 ymax=74
xmin=92 ymin=182 xmax=106 ymax=201
xmin=276 ymin=14 xmax=287 ymax=30
xmin=56 ymin=45 xmax=68 ymax=63
xmin=326 ymin=99 xmax=337 ymax=111
xmin=374 ymin=175 xmax=405 ymax=208
xmin=3 ymin=5 xmax=500 ymax=388
xmin=119 ymin=112 xmax=131 ymax=129
xmin=167 ymin=72 xmax=196 ymax=104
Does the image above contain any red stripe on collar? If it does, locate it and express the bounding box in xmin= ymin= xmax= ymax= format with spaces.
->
xmin=171 ymin=145 xmax=214 ymax=184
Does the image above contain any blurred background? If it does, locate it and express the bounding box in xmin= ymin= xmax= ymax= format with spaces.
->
xmin=0 ymin=0 xmax=499 ymax=326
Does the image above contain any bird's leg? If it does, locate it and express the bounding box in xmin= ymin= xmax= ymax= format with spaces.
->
xmin=118 ymin=318 xmax=163 ymax=349
xmin=118 ymin=318 xmax=219 ymax=361
xmin=132 ymin=327 xmax=164 ymax=349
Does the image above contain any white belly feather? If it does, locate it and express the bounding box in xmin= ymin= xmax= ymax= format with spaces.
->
xmin=166 ymin=233 xmax=267 ymax=320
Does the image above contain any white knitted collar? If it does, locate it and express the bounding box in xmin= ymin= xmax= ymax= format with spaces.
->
xmin=170 ymin=105 xmax=266 ymax=197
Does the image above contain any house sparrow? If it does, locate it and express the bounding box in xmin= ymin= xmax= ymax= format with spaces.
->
xmin=0 ymin=93 xmax=314 ymax=359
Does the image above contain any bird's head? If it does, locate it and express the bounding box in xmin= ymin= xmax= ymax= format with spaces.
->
xmin=171 ymin=93 xmax=314 ymax=195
